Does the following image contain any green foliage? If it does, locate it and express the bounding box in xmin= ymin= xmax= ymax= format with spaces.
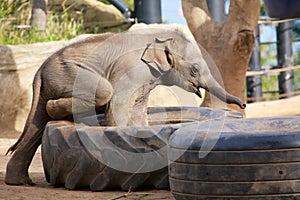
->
xmin=123 ymin=0 xmax=134 ymax=9
xmin=0 ymin=0 xmax=84 ymax=45
xmin=293 ymin=20 xmax=300 ymax=38
xmin=0 ymin=0 xmax=134 ymax=45
xmin=0 ymin=0 xmax=29 ymax=19
xmin=260 ymin=2 xmax=267 ymax=16
xmin=294 ymin=69 xmax=300 ymax=90
xmin=261 ymin=75 xmax=278 ymax=100
xmin=0 ymin=0 xmax=30 ymax=44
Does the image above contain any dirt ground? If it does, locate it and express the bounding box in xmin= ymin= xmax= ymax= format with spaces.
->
xmin=0 ymin=130 xmax=174 ymax=200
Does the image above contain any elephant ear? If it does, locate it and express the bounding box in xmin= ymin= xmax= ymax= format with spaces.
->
xmin=141 ymin=37 xmax=174 ymax=74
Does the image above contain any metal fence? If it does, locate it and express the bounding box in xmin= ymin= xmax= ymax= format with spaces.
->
xmin=247 ymin=18 xmax=300 ymax=103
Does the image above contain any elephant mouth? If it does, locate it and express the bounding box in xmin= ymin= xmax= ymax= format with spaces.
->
xmin=192 ymin=84 xmax=202 ymax=98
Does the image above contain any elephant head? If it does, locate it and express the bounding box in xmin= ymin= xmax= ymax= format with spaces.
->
xmin=141 ymin=33 xmax=246 ymax=109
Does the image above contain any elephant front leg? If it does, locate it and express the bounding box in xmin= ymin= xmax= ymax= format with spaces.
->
xmin=106 ymin=96 xmax=149 ymax=127
xmin=129 ymin=93 xmax=150 ymax=126
xmin=106 ymin=83 xmax=155 ymax=127
xmin=128 ymin=83 xmax=159 ymax=126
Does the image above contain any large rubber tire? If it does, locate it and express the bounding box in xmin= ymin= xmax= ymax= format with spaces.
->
xmin=42 ymin=107 xmax=242 ymax=191
xmin=169 ymin=116 xmax=300 ymax=199
xmin=42 ymin=121 xmax=173 ymax=191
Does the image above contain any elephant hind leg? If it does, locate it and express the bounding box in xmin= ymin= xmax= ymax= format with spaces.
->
xmin=47 ymin=77 xmax=113 ymax=120
xmin=46 ymin=98 xmax=73 ymax=119
xmin=5 ymin=102 xmax=50 ymax=185
xmin=46 ymin=97 xmax=100 ymax=120
xmin=5 ymin=129 xmax=42 ymax=186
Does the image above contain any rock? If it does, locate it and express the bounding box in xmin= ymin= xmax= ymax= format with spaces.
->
xmin=48 ymin=0 xmax=131 ymax=32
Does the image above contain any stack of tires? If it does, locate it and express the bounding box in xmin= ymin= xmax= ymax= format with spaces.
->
xmin=42 ymin=107 xmax=241 ymax=191
xmin=41 ymin=107 xmax=300 ymax=199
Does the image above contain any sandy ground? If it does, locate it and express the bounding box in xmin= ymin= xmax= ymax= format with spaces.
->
xmin=0 ymin=130 xmax=174 ymax=200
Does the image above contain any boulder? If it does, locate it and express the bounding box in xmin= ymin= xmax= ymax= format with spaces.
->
xmin=48 ymin=0 xmax=131 ymax=32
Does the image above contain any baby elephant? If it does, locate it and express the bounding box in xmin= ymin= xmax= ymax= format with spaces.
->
xmin=5 ymin=29 xmax=245 ymax=185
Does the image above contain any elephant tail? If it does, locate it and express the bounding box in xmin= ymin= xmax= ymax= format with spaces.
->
xmin=6 ymin=68 xmax=44 ymax=155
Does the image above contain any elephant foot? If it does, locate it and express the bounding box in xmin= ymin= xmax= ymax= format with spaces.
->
xmin=5 ymin=174 xmax=35 ymax=186
xmin=5 ymin=157 xmax=35 ymax=186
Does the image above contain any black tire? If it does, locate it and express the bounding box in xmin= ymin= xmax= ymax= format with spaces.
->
xmin=42 ymin=121 xmax=173 ymax=191
xmin=168 ymin=116 xmax=300 ymax=199
xmin=42 ymin=107 xmax=242 ymax=191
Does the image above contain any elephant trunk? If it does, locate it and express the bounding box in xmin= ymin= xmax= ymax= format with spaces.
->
xmin=200 ymin=76 xmax=246 ymax=109
xmin=208 ymin=86 xmax=246 ymax=109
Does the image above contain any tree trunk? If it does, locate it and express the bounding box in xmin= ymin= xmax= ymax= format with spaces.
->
xmin=182 ymin=0 xmax=260 ymax=114
xmin=30 ymin=0 xmax=48 ymax=31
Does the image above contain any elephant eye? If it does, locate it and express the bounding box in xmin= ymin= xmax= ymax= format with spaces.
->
xmin=164 ymin=47 xmax=173 ymax=66
xmin=190 ymin=65 xmax=199 ymax=77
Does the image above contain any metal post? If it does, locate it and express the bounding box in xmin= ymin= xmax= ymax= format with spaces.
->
xmin=207 ymin=0 xmax=225 ymax=22
xmin=277 ymin=21 xmax=294 ymax=99
xmin=247 ymin=27 xmax=262 ymax=103
xmin=134 ymin=0 xmax=162 ymax=24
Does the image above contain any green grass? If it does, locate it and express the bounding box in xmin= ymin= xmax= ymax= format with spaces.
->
xmin=0 ymin=0 xmax=84 ymax=45
xmin=0 ymin=0 xmax=134 ymax=45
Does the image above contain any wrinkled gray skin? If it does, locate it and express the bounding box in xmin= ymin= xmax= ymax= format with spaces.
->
xmin=5 ymin=29 xmax=245 ymax=185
